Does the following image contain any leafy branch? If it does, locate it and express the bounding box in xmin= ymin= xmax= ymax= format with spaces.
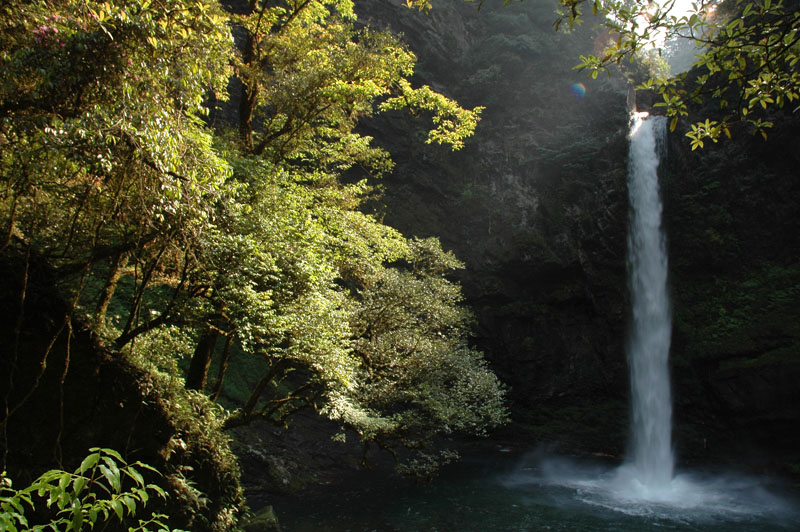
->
xmin=0 ymin=448 xmax=181 ymax=532
xmin=553 ymin=0 xmax=800 ymax=145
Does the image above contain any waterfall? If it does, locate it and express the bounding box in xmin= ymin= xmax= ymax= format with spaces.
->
xmin=488 ymin=111 xmax=798 ymax=523
xmin=626 ymin=112 xmax=673 ymax=489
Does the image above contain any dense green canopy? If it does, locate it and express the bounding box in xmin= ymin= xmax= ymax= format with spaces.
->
xmin=0 ymin=0 xmax=506 ymax=483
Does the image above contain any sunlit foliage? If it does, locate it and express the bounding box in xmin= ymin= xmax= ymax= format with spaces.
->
xmin=552 ymin=0 xmax=800 ymax=147
xmin=1 ymin=0 xmax=505 ymax=479
xmin=1 ymin=448 xmax=177 ymax=532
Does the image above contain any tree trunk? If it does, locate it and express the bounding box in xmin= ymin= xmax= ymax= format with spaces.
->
xmin=94 ymin=251 xmax=128 ymax=327
xmin=238 ymin=31 xmax=258 ymax=149
xmin=186 ymin=331 xmax=218 ymax=392
xmin=223 ymin=359 xmax=287 ymax=428
xmin=210 ymin=334 xmax=234 ymax=401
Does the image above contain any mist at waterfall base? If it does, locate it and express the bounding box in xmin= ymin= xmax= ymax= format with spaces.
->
xmin=274 ymin=450 xmax=800 ymax=531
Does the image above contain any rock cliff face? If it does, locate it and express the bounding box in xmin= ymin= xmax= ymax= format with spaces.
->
xmin=663 ymin=109 xmax=800 ymax=469
xmin=358 ymin=0 xmax=800 ymax=470
xmin=357 ymin=0 xmax=633 ymax=453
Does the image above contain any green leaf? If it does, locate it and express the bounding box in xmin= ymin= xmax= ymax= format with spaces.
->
xmin=134 ymin=487 xmax=149 ymax=505
xmin=125 ymin=467 xmax=145 ymax=487
xmin=99 ymin=461 xmax=121 ymax=493
xmin=101 ymin=448 xmax=124 ymax=463
xmin=146 ymin=484 xmax=166 ymax=498
xmin=79 ymin=453 xmax=101 ymax=474
xmin=58 ymin=489 xmax=71 ymax=510
xmin=69 ymin=501 xmax=83 ymax=531
xmin=72 ymin=476 xmax=86 ymax=495
xmin=58 ymin=473 xmax=70 ymax=492
xmin=112 ymin=499 xmax=124 ymax=521
xmin=123 ymin=495 xmax=137 ymax=515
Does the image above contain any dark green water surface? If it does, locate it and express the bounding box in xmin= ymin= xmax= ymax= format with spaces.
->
xmin=272 ymin=450 xmax=800 ymax=532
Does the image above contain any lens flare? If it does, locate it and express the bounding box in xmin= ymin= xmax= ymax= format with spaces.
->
xmin=570 ymin=82 xmax=586 ymax=99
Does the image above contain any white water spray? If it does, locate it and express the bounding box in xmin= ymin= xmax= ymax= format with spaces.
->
xmin=625 ymin=112 xmax=673 ymax=489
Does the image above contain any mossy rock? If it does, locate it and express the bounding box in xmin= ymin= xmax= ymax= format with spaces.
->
xmin=516 ymin=398 xmax=628 ymax=456
xmin=242 ymin=506 xmax=281 ymax=532
xmin=718 ymin=344 xmax=800 ymax=373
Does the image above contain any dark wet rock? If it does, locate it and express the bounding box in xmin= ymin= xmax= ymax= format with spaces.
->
xmin=241 ymin=506 xmax=281 ymax=532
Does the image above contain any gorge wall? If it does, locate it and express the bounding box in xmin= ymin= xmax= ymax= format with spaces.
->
xmin=357 ymin=0 xmax=632 ymax=452
xmin=358 ymin=0 xmax=800 ymax=472
xmin=663 ymin=106 xmax=800 ymax=470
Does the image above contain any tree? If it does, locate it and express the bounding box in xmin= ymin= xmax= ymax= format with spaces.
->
xmin=0 ymin=0 xmax=234 ymax=342
xmin=1 ymin=0 xmax=506 ymax=478
xmin=181 ymin=5 xmax=505 ymax=468
xmin=341 ymin=238 xmax=507 ymax=471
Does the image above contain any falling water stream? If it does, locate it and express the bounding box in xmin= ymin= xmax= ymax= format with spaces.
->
xmin=626 ymin=112 xmax=674 ymax=491
xmin=271 ymin=113 xmax=800 ymax=530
